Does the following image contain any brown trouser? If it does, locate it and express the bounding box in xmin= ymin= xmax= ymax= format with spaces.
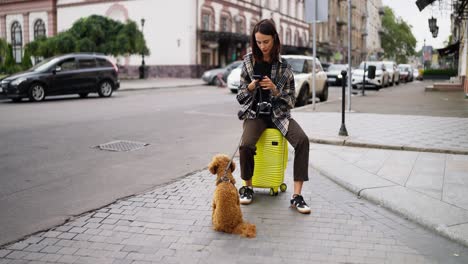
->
xmin=239 ymin=118 xmax=309 ymax=182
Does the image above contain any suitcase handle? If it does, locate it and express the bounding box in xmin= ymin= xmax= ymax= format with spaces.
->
xmin=272 ymin=141 xmax=278 ymax=146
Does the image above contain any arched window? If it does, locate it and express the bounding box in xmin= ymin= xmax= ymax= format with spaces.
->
xmin=34 ymin=19 xmax=46 ymax=39
xmin=11 ymin=21 xmax=22 ymax=63
xmin=220 ymin=13 xmax=231 ymax=32
xmin=201 ymin=6 xmax=215 ymax=31
xmin=234 ymin=16 xmax=245 ymax=34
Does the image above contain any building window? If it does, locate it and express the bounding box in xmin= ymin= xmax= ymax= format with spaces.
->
xmin=286 ymin=29 xmax=291 ymax=45
xmin=250 ymin=21 xmax=257 ymax=35
xmin=34 ymin=19 xmax=46 ymax=39
xmin=202 ymin=13 xmax=211 ymax=31
xmin=235 ymin=17 xmax=244 ymax=34
xmin=11 ymin=21 xmax=22 ymax=63
xmin=220 ymin=16 xmax=229 ymax=32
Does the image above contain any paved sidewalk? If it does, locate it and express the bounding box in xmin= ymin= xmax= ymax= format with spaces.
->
xmin=1 ymin=164 xmax=467 ymax=263
xmin=293 ymin=112 xmax=468 ymax=155
xmin=292 ymin=111 xmax=468 ymax=247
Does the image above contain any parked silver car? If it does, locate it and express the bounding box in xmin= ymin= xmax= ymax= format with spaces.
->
xmin=201 ymin=60 xmax=243 ymax=85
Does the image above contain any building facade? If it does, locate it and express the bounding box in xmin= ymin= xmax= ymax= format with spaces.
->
xmin=366 ymin=0 xmax=384 ymax=61
xmin=314 ymin=0 xmax=382 ymax=66
xmin=0 ymin=0 xmax=311 ymax=78
xmin=198 ymin=0 xmax=310 ymax=70
xmin=0 ymin=0 xmax=56 ymax=63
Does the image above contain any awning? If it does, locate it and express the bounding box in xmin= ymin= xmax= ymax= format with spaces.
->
xmin=437 ymin=41 xmax=460 ymax=56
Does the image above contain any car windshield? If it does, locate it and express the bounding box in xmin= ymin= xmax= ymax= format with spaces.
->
xmin=399 ymin=66 xmax=409 ymax=71
xmin=287 ymin=59 xmax=306 ymax=73
xmin=30 ymin=57 xmax=62 ymax=72
xmin=358 ymin=62 xmax=382 ymax=70
xmin=327 ymin=64 xmax=347 ymax=71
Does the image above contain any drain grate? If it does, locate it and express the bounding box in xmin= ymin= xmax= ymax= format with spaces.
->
xmin=96 ymin=140 xmax=149 ymax=152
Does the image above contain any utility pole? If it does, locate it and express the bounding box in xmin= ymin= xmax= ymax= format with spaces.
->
xmin=312 ymin=0 xmax=317 ymax=110
xmin=347 ymin=0 xmax=352 ymax=111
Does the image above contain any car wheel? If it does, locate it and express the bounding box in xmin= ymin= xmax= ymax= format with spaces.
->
xmin=213 ymin=77 xmax=222 ymax=86
xmin=295 ymin=85 xmax=309 ymax=107
xmin=98 ymin=80 xmax=113 ymax=97
xmin=230 ymin=89 xmax=237 ymax=94
xmin=318 ymin=83 xmax=329 ymax=102
xmin=210 ymin=76 xmax=218 ymax=85
xmin=79 ymin=93 xmax=89 ymax=98
xmin=28 ymin=83 xmax=46 ymax=102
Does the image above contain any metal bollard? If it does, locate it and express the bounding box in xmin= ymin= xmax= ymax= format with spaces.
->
xmin=339 ymin=70 xmax=349 ymax=136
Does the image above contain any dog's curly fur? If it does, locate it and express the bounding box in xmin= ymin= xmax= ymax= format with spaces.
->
xmin=208 ymin=154 xmax=256 ymax=238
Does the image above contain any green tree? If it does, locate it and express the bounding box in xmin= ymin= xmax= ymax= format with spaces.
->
xmin=380 ymin=7 xmax=417 ymax=64
xmin=21 ymin=46 xmax=33 ymax=70
xmin=28 ymin=15 xmax=149 ymax=58
xmin=4 ymin=44 xmax=22 ymax=74
xmin=0 ymin=38 xmax=9 ymax=72
xmin=4 ymin=44 xmax=15 ymax=68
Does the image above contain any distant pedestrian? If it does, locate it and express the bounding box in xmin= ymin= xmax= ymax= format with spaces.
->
xmin=236 ymin=19 xmax=311 ymax=214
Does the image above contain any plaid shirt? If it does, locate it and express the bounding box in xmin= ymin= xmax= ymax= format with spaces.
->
xmin=236 ymin=52 xmax=296 ymax=136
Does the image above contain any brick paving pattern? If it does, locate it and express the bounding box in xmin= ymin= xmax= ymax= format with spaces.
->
xmin=1 ymin=157 xmax=468 ymax=264
xmin=294 ymin=112 xmax=468 ymax=153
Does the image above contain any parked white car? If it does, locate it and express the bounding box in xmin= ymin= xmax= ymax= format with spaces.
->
xmin=352 ymin=61 xmax=390 ymax=89
xmin=227 ymin=64 xmax=242 ymax=94
xmin=228 ymin=55 xmax=328 ymax=106
xmin=382 ymin=60 xmax=400 ymax=85
xmin=282 ymin=55 xmax=328 ymax=106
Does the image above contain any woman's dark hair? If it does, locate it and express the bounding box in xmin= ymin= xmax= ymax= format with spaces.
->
xmin=251 ymin=19 xmax=281 ymax=63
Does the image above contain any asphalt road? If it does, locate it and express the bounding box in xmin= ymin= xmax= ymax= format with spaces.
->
xmin=0 ymin=86 xmax=242 ymax=245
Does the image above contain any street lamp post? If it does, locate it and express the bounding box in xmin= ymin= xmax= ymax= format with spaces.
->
xmin=139 ymin=18 xmax=147 ymax=79
xmin=423 ymin=38 xmax=426 ymax=71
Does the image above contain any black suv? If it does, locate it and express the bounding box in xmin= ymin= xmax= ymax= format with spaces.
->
xmin=0 ymin=53 xmax=120 ymax=102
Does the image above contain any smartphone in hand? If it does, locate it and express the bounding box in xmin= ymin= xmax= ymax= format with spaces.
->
xmin=252 ymin=74 xmax=263 ymax=80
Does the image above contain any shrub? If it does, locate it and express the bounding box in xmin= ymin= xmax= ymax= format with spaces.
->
xmin=423 ymin=68 xmax=457 ymax=77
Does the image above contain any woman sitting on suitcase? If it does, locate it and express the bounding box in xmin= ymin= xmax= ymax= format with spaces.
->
xmin=236 ymin=19 xmax=311 ymax=214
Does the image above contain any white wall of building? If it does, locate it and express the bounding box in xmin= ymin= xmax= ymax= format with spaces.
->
xmin=57 ymin=0 xmax=197 ymax=66
xmin=29 ymin=12 xmax=48 ymax=42
xmin=5 ymin=14 xmax=24 ymax=44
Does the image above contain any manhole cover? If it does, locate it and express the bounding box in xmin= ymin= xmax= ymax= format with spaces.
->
xmin=96 ymin=140 xmax=149 ymax=152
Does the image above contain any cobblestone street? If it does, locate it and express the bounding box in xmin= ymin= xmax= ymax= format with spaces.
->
xmin=1 ymin=153 xmax=467 ymax=264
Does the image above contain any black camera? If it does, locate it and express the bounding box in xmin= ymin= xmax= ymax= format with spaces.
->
xmin=257 ymin=101 xmax=272 ymax=116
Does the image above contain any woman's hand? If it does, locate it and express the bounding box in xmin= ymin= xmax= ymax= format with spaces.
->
xmin=247 ymin=79 xmax=259 ymax=92
xmin=259 ymin=76 xmax=279 ymax=96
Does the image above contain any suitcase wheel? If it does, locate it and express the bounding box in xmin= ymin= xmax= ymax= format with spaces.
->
xmin=280 ymin=183 xmax=287 ymax=192
xmin=269 ymin=188 xmax=279 ymax=196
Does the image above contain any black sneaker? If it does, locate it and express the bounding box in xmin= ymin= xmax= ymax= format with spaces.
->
xmin=290 ymin=194 xmax=311 ymax=214
xmin=239 ymin=186 xmax=254 ymax=205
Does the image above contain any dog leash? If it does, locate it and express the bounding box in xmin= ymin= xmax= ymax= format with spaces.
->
xmin=221 ymin=82 xmax=260 ymax=182
xmin=221 ymin=135 xmax=243 ymax=182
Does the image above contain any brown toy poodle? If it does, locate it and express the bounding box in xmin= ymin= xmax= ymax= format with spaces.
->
xmin=208 ymin=154 xmax=256 ymax=238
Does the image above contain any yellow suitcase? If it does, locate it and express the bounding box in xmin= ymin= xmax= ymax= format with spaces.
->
xmin=250 ymin=128 xmax=288 ymax=196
